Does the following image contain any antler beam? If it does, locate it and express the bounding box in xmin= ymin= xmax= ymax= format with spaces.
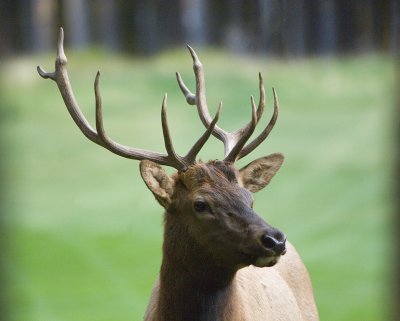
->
xmin=37 ymin=28 xmax=219 ymax=170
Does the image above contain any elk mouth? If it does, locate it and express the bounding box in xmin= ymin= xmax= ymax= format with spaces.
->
xmin=239 ymin=250 xmax=281 ymax=268
xmin=253 ymin=255 xmax=280 ymax=267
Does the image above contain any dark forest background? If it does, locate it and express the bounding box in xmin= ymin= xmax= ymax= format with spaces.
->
xmin=0 ymin=0 xmax=398 ymax=57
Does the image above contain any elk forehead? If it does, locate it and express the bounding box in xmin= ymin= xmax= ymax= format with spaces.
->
xmin=179 ymin=161 xmax=252 ymax=202
xmin=179 ymin=161 xmax=236 ymax=187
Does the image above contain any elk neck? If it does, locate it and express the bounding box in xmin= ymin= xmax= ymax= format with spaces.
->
xmin=156 ymin=207 xmax=244 ymax=321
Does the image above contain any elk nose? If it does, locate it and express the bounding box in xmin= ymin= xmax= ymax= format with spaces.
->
xmin=260 ymin=234 xmax=287 ymax=255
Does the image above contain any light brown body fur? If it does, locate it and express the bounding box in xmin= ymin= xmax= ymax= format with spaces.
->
xmin=144 ymin=242 xmax=318 ymax=321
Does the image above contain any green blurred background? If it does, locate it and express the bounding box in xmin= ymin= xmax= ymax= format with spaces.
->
xmin=0 ymin=1 xmax=398 ymax=321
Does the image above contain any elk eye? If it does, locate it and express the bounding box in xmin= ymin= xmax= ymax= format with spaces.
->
xmin=193 ymin=201 xmax=208 ymax=212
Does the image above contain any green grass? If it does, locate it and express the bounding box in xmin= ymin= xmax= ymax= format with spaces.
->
xmin=0 ymin=49 xmax=394 ymax=321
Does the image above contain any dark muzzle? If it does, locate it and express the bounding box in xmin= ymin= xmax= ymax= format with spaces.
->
xmin=260 ymin=233 xmax=287 ymax=255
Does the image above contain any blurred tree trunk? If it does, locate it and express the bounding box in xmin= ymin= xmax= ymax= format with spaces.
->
xmin=117 ymin=2 xmax=135 ymax=52
xmin=18 ymin=0 xmax=33 ymax=52
xmin=134 ymin=0 xmax=158 ymax=54
xmin=354 ymin=0 xmax=374 ymax=51
xmin=312 ymin=0 xmax=337 ymax=55
xmin=0 ymin=1 xmax=16 ymax=56
xmin=63 ymin=0 xmax=89 ymax=48
xmin=31 ymin=0 xmax=56 ymax=52
xmin=281 ymin=0 xmax=305 ymax=57
xmin=373 ymin=0 xmax=392 ymax=51
xmin=225 ymin=0 xmax=249 ymax=52
xmin=158 ymin=0 xmax=182 ymax=48
xmin=95 ymin=0 xmax=119 ymax=50
xmin=258 ymin=0 xmax=280 ymax=55
xmin=336 ymin=0 xmax=356 ymax=53
xmin=392 ymin=0 xmax=400 ymax=54
xmin=181 ymin=0 xmax=208 ymax=46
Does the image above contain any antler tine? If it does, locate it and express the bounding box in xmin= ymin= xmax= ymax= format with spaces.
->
xmin=224 ymin=99 xmax=258 ymax=163
xmin=238 ymin=87 xmax=279 ymax=160
xmin=177 ymin=46 xmax=269 ymax=160
xmin=94 ymin=72 xmax=169 ymax=164
xmin=38 ymin=27 xmax=101 ymax=146
xmin=176 ymin=72 xmax=196 ymax=105
xmin=161 ymin=94 xmax=188 ymax=169
xmin=38 ymin=28 xmax=219 ymax=171
xmin=177 ymin=45 xmax=228 ymax=144
xmin=161 ymin=95 xmax=221 ymax=168
xmin=185 ymin=103 xmax=221 ymax=164
xmin=256 ymin=72 xmax=265 ymax=120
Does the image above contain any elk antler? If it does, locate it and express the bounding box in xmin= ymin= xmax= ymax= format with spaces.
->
xmin=176 ymin=45 xmax=279 ymax=162
xmin=37 ymin=28 xmax=220 ymax=170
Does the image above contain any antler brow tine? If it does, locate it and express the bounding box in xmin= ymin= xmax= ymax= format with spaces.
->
xmin=238 ymin=87 xmax=279 ymax=160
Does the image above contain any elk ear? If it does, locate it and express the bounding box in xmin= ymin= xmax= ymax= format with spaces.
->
xmin=239 ymin=153 xmax=284 ymax=193
xmin=140 ymin=160 xmax=175 ymax=209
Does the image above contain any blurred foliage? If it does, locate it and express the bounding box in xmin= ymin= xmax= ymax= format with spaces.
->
xmin=0 ymin=49 xmax=394 ymax=321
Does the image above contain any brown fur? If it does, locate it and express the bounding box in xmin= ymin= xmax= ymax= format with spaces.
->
xmin=141 ymin=156 xmax=319 ymax=321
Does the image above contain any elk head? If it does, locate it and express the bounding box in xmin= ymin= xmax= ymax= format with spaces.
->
xmin=38 ymin=28 xmax=286 ymax=270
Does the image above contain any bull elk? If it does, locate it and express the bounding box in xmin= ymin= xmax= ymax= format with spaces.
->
xmin=37 ymin=28 xmax=319 ymax=321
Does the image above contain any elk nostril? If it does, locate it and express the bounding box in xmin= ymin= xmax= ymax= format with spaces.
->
xmin=261 ymin=234 xmax=287 ymax=255
xmin=261 ymin=235 xmax=278 ymax=250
